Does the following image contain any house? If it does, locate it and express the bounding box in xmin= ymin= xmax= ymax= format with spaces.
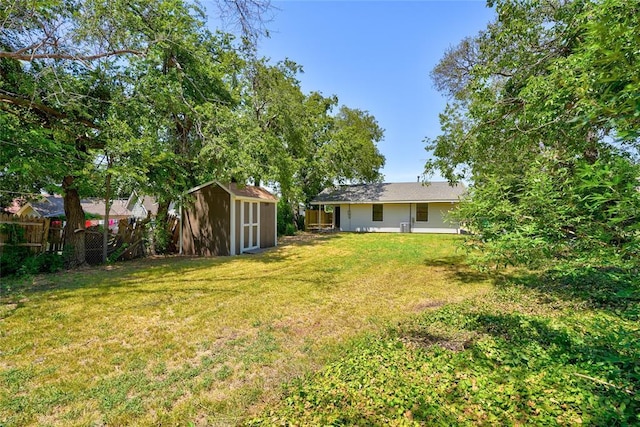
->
xmin=181 ymin=181 xmax=278 ymax=256
xmin=126 ymin=191 xmax=160 ymax=219
xmin=81 ymin=198 xmax=131 ymax=221
xmin=5 ymin=195 xmax=66 ymax=218
xmin=5 ymin=195 xmax=133 ymax=229
xmin=311 ymin=182 xmax=466 ymax=233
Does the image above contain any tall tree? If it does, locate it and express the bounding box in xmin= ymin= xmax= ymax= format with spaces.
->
xmin=426 ymin=0 xmax=640 ymax=269
xmin=234 ymin=59 xmax=385 ymax=204
xmin=1 ymin=0 xmax=270 ymax=264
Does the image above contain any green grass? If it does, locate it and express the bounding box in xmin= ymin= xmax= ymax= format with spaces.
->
xmin=0 ymin=233 xmax=490 ymax=426
xmin=5 ymin=234 xmax=637 ymax=425
xmin=251 ymin=265 xmax=640 ymax=425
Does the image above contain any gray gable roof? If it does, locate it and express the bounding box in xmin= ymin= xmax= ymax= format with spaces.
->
xmin=30 ymin=195 xmax=66 ymax=217
xmin=312 ymin=182 xmax=466 ymax=204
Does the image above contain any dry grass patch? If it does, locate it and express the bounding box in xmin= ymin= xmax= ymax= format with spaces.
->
xmin=1 ymin=233 xmax=490 ymax=425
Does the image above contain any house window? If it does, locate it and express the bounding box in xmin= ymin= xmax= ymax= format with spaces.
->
xmin=416 ymin=203 xmax=429 ymax=222
xmin=372 ymin=204 xmax=383 ymax=222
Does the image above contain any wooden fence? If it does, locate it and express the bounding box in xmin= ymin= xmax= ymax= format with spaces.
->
xmin=304 ymin=209 xmax=334 ymax=231
xmin=0 ymin=213 xmax=55 ymax=254
xmin=0 ymin=213 xmax=151 ymax=264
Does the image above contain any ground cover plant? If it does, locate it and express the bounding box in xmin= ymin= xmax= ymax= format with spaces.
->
xmin=0 ymin=233 xmax=491 ymax=426
xmin=252 ymin=267 xmax=639 ymax=425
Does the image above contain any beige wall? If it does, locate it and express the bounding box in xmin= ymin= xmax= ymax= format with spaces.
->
xmin=337 ymin=202 xmax=459 ymax=233
xmin=234 ymin=200 xmax=241 ymax=255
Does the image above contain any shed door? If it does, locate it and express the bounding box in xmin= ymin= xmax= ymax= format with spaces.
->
xmin=241 ymin=201 xmax=260 ymax=252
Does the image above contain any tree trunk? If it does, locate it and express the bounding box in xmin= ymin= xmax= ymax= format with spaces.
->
xmin=63 ymin=175 xmax=87 ymax=268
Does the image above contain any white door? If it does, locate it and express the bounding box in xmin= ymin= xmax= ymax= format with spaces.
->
xmin=241 ymin=201 xmax=260 ymax=252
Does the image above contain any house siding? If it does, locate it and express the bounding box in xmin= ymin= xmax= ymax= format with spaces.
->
xmin=410 ymin=202 xmax=459 ymax=233
xmin=338 ymin=202 xmax=459 ymax=233
xmin=182 ymin=184 xmax=231 ymax=256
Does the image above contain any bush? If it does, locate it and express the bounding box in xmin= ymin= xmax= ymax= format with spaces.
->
xmin=284 ymin=223 xmax=296 ymax=236
xmin=0 ymin=245 xmax=31 ymax=277
xmin=277 ymin=199 xmax=297 ymax=236
xmin=1 ymin=251 xmax=64 ymax=277
xmin=20 ymin=252 xmax=64 ymax=276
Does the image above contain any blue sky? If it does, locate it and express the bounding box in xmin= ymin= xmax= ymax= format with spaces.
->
xmin=254 ymin=0 xmax=496 ymax=183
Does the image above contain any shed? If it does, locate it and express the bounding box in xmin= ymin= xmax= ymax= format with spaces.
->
xmin=181 ymin=181 xmax=278 ymax=256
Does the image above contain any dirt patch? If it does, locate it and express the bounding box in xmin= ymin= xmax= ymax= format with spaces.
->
xmin=278 ymin=232 xmax=337 ymax=246
xmin=412 ymin=300 xmax=445 ymax=312
xmin=401 ymin=331 xmax=475 ymax=353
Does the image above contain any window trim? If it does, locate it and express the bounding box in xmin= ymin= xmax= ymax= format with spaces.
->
xmin=372 ymin=204 xmax=383 ymax=222
xmin=416 ymin=203 xmax=429 ymax=222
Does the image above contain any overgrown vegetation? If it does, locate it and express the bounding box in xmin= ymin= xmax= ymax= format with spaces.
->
xmin=0 ymin=224 xmax=64 ymax=277
xmin=427 ymin=0 xmax=640 ymax=272
xmin=252 ymin=266 xmax=639 ymax=425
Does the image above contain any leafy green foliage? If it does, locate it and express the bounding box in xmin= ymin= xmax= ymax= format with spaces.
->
xmin=427 ymin=0 xmax=640 ymax=271
xmin=277 ymin=199 xmax=296 ymax=236
xmin=453 ymin=154 xmax=640 ymax=269
xmin=2 ymin=1 xmax=385 ymax=269
xmin=0 ymin=224 xmax=64 ymax=277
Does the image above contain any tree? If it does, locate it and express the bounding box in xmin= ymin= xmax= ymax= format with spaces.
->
xmin=426 ymin=0 xmax=640 ymax=269
xmin=1 ymin=0 xmax=271 ymax=264
xmin=236 ymin=59 xmax=385 ymax=203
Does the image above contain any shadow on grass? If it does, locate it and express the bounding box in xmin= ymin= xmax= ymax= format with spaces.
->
xmin=422 ymin=255 xmax=492 ymax=284
xmin=502 ymin=267 xmax=640 ymax=319
xmin=0 ymin=233 xmax=342 ymax=299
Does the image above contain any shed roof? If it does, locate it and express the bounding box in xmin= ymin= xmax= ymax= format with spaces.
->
xmin=312 ymin=182 xmax=466 ymax=204
xmin=186 ymin=181 xmax=277 ymax=202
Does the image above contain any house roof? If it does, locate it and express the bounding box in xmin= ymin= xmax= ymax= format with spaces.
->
xmin=311 ymin=182 xmax=467 ymax=204
xmin=5 ymin=195 xmax=66 ymax=217
xmin=140 ymin=196 xmax=159 ymax=215
xmin=81 ymin=198 xmax=132 ymax=218
xmin=6 ymin=195 xmax=136 ymax=218
xmin=126 ymin=191 xmax=160 ymax=216
xmin=186 ymin=181 xmax=278 ymax=202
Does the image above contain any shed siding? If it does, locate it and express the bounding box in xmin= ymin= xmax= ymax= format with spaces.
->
xmin=259 ymin=202 xmax=276 ymax=248
xmin=234 ymin=200 xmax=241 ymax=255
xmin=182 ymin=184 xmax=231 ymax=255
xmin=338 ymin=202 xmax=459 ymax=233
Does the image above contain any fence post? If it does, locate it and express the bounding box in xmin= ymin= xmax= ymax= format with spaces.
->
xmin=41 ymin=218 xmax=50 ymax=254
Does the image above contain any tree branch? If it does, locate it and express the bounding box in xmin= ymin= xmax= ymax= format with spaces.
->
xmin=0 ymin=49 xmax=145 ymax=62
xmin=0 ymin=91 xmax=100 ymax=130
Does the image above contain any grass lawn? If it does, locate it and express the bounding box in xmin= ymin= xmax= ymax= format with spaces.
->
xmin=3 ymin=233 xmax=638 ymax=426
xmin=1 ymin=233 xmax=491 ymax=426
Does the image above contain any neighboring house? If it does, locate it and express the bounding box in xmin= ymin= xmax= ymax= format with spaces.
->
xmin=5 ymin=195 xmax=133 ymax=230
xmin=5 ymin=195 xmax=66 ymax=218
xmin=126 ymin=191 xmax=159 ymax=219
xmin=311 ymin=182 xmax=466 ymax=234
xmin=181 ymin=181 xmax=278 ymax=256
xmin=6 ymin=195 xmax=132 ymax=221
xmin=81 ymin=198 xmax=131 ymax=221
